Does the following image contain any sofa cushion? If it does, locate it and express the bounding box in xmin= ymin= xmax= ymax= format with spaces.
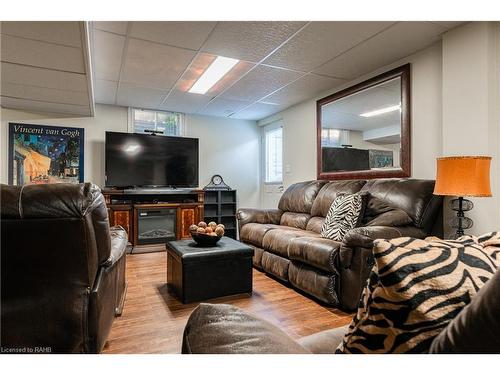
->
xmin=182 ymin=303 xmax=310 ymax=354
xmin=288 ymin=237 xmax=341 ymax=273
xmin=336 ymin=234 xmax=499 ymax=353
xmin=310 ymin=180 xmax=367 ymax=217
xmin=278 ymin=180 xmax=327 ymax=214
xmin=321 ymin=193 xmax=366 ymax=241
xmin=362 ymin=195 xmax=413 ymax=227
xmin=305 ymin=216 xmax=325 ymax=233
xmin=240 ymin=223 xmax=289 ymax=247
xmin=360 ymin=179 xmax=441 ymax=231
xmin=262 ymin=228 xmax=320 ymax=257
xmin=280 ymin=212 xmax=311 ymax=229
xmin=429 ymin=231 xmax=500 ymax=353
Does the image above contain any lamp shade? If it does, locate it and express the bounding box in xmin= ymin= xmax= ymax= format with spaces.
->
xmin=434 ymin=156 xmax=492 ymax=197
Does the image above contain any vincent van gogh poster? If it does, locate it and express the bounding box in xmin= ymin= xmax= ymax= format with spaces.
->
xmin=8 ymin=123 xmax=84 ymax=185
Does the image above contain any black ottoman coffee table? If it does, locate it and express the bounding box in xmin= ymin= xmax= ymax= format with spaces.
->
xmin=166 ymin=237 xmax=254 ymax=304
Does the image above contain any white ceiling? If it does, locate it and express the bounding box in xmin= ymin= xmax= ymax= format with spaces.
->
xmin=0 ymin=21 xmax=94 ymax=116
xmin=1 ymin=21 xmax=463 ymax=120
xmin=322 ymin=77 xmax=401 ymax=131
xmin=92 ymin=21 xmax=462 ymax=121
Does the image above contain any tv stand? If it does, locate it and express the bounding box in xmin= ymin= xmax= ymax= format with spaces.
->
xmin=102 ymin=187 xmax=205 ymax=249
xmin=123 ymin=187 xmax=195 ymax=195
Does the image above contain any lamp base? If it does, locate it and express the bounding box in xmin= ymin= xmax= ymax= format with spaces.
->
xmin=449 ymin=197 xmax=473 ymax=239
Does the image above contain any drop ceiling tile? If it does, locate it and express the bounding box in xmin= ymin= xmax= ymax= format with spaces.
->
xmin=1 ymin=62 xmax=88 ymax=92
xmin=1 ymin=34 xmax=85 ymax=73
xmin=92 ymin=29 xmax=125 ymax=81
xmin=264 ymin=73 xmax=345 ymax=106
xmin=116 ymin=82 xmax=168 ymax=108
xmin=1 ymin=82 xmax=89 ymax=106
xmin=93 ymin=21 xmax=128 ymax=35
xmin=1 ymin=21 xmax=82 ymax=47
xmin=121 ymin=38 xmax=195 ymax=89
xmin=130 ymin=22 xmax=217 ymax=50
xmin=196 ymin=97 xmax=251 ymax=117
xmin=230 ymin=102 xmax=285 ymax=120
xmin=94 ymin=79 xmax=117 ymax=105
xmin=220 ymin=65 xmax=303 ymax=102
xmin=264 ymin=22 xmax=393 ymax=72
xmin=174 ymin=52 xmax=255 ymax=96
xmin=0 ymin=96 xmax=90 ymax=116
xmin=314 ymin=22 xmax=444 ymax=80
xmin=201 ymin=21 xmax=306 ymax=62
xmin=159 ymin=90 xmax=213 ymax=114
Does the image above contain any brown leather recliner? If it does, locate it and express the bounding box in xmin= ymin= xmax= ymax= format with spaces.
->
xmin=237 ymin=178 xmax=443 ymax=311
xmin=0 ymin=183 xmax=127 ymax=353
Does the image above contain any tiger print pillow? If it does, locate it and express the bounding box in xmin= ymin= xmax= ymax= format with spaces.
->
xmin=321 ymin=193 xmax=366 ymax=241
xmin=336 ymin=233 xmax=500 ymax=353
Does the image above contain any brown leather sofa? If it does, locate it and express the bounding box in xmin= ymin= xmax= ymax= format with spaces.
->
xmin=0 ymin=183 xmax=127 ymax=353
xmin=237 ymin=178 xmax=443 ymax=311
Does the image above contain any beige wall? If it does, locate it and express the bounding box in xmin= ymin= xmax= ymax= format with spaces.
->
xmin=0 ymin=104 xmax=261 ymax=208
xmin=442 ymin=22 xmax=500 ymax=235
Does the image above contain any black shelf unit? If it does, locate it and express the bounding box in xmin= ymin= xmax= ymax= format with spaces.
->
xmin=203 ymin=190 xmax=237 ymax=239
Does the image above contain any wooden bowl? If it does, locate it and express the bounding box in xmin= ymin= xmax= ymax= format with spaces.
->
xmin=190 ymin=232 xmax=222 ymax=247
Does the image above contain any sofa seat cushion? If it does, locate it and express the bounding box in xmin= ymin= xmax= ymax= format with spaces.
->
xmin=262 ymin=228 xmax=321 ymax=257
xmin=288 ymin=237 xmax=341 ymax=273
xmin=240 ymin=223 xmax=290 ymax=247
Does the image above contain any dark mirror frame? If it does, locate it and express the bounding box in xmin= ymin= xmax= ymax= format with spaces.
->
xmin=317 ymin=63 xmax=411 ymax=180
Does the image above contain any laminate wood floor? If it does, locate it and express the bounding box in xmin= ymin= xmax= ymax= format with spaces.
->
xmin=102 ymin=251 xmax=353 ymax=354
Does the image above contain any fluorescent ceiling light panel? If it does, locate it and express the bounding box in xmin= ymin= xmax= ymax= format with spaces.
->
xmin=360 ymin=104 xmax=401 ymax=117
xmin=189 ymin=56 xmax=239 ymax=95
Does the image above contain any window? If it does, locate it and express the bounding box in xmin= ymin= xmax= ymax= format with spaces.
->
xmin=321 ymin=129 xmax=350 ymax=147
xmin=321 ymin=128 xmax=341 ymax=147
xmin=264 ymin=125 xmax=283 ymax=183
xmin=130 ymin=108 xmax=183 ymax=136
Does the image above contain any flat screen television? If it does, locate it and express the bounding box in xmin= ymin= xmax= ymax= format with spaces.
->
xmin=105 ymin=132 xmax=199 ymax=188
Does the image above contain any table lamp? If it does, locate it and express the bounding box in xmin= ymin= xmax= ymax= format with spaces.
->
xmin=434 ymin=156 xmax=492 ymax=239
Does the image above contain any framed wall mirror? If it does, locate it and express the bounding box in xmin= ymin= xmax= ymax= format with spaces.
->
xmin=317 ymin=64 xmax=411 ymax=180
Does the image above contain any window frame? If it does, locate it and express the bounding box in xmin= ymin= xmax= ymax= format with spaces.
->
xmin=261 ymin=120 xmax=284 ymax=185
xmin=128 ymin=107 xmax=185 ymax=136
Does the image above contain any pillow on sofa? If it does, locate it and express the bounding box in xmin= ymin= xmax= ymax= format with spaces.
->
xmin=321 ymin=193 xmax=366 ymax=241
xmin=336 ymin=234 xmax=499 ymax=353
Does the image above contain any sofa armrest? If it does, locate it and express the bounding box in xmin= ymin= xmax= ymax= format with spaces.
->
xmin=103 ymin=226 xmax=128 ymax=267
xmin=182 ymin=303 xmax=310 ymax=354
xmin=297 ymin=325 xmax=349 ymax=354
xmin=237 ymin=208 xmax=282 ymax=229
xmin=343 ymin=225 xmax=427 ymax=249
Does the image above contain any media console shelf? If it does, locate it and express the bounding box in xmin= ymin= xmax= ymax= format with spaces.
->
xmin=203 ymin=190 xmax=237 ymax=239
xmin=102 ymin=188 xmax=205 ymax=249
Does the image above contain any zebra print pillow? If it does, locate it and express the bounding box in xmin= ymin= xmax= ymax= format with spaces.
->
xmin=321 ymin=193 xmax=365 ymax=241
xmin=336 ymin=233 xmax=500 ymax=353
